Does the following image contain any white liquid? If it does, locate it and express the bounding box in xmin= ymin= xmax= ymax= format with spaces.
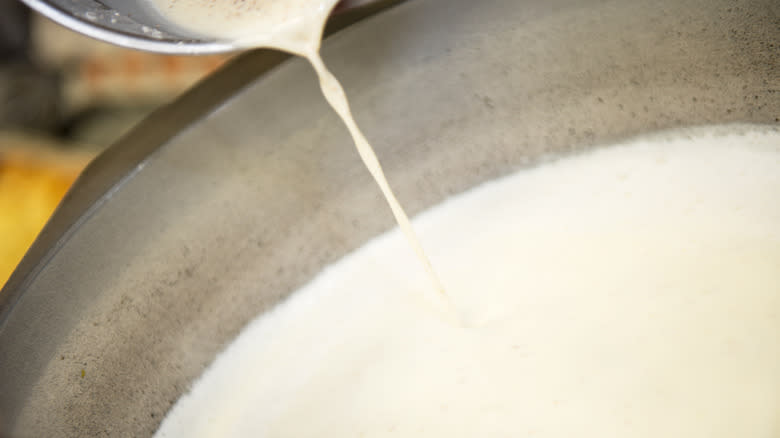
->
xmin=155 ymin=127 xmax=780 ymax=437
xmin=150 ymin=0 xmax=446 ymax=296
xmin=149 ymin=0 xmax=334 ymax=55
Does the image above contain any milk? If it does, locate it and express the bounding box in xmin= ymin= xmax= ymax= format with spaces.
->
xmin=154 ymin=126 xmax=780 ymax=437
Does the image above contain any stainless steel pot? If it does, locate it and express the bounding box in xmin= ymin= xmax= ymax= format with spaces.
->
xmin=1 ymin=0 xmax=777 ymax=436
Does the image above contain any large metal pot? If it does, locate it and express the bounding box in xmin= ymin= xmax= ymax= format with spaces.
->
xmin=0 ymin=0 xmax=777 ymax=436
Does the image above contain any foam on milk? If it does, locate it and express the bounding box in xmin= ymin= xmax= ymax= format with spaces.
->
xmin=149 ymin=0 xmax=447 ymax=297
xmin=155 ymin=126 xmax=780 ymax=437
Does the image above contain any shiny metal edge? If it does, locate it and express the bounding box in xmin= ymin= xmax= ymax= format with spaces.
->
xmin=18 ymin=0 xmax=235 ymax=55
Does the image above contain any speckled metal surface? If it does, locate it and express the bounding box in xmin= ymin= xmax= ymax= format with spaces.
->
xmin=0 ymin=0 xmax=778 ymax=435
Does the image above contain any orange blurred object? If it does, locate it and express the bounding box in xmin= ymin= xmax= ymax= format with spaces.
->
xmin=0 ymin=137 xmax=92 ymax=287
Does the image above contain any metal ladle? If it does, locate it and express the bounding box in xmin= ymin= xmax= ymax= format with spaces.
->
xmin=18 ymin=0 xmax=381 ymax=54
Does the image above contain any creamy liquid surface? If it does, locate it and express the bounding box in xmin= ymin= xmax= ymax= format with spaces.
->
xmin=155 ymin=127 xmax=780 ymax=437
xmin=150 ymin=0 xmax=446 ymax=296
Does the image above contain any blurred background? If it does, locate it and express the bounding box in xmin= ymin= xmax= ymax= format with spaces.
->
xmin=0 ymin=0 xmax=233 ymax=287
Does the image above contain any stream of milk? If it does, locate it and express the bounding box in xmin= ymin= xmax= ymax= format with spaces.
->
xmin=150 ymin=0 xmax=447 ymax=298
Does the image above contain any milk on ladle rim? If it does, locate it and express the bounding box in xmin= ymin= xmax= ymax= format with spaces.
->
xmin=149 ymin=0 xmax=448 ymax=301
xmin=149 ymin=0 xmax=334 ymax=55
